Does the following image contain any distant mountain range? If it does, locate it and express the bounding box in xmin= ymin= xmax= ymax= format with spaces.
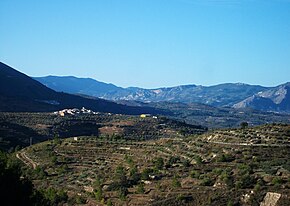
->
xmin=1 ymin=62 xmax=289 ymax=128
xmin=34 ymin=76 xmax=290 ymax=113
xmin=0 ymin=62 xmax=162 ymax=115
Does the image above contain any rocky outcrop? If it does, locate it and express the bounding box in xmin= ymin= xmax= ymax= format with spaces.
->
xmin=260 ymin=192 xmax=281 ymax=206
xmin=233 ymin=83 xmax=290 ymax=113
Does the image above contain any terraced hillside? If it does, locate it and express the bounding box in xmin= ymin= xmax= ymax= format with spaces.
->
xmin=18 ymin=124 xmax=290 ymax=206
xmin=201 ymin=123 xmax=290 ymax=145
xmin=0 ymin=112 xmax=206 ymax=151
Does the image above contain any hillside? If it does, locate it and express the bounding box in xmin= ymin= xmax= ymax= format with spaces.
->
xmin=233 ymin=83 xmax=290 ymax=113
xmin=17 ymin=123 xmax=290 ymax=205
xmin=0 ymin=62 xmax=162 ymax=115
xmin=35 ymin=76 xmax=268 ymax=107
xmin=0 ymin=112 xmax=206 ymax=151
xmin=199 ymin=123 xmax=290 ymax=145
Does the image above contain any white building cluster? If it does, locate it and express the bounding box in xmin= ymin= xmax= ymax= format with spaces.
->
xmin=54 ymin=107 xmax=99 ymax=116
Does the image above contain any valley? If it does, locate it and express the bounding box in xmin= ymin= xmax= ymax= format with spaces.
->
xmin=0 ymin=62 xmax=289 ymax=205
xmin=135 ymin=101 xmax=290 ymax=128
xmin=1 ymin=0 xmax=290 ymax=205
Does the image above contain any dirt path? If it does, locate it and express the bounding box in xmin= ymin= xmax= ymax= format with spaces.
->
xmin=207 ymin=141 xmax=290 ymax=147
xmin=16 ymin=152 xmax=38 ymax=169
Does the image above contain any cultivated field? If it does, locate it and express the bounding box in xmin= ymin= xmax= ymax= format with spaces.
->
xmin=18 ymin=124 xmax=290 ymax=206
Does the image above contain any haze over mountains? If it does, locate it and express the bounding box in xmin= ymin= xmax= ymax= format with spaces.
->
xmin=0 ymin=61 xmax=289 ymax=129
xmin=35 ymin=76 xmax=290 ymax=113
xmin=0 ymin=62 xmax=161 ymax=115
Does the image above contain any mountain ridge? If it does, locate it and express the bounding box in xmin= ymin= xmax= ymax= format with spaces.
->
xmin=35 ymin=75 xmax=290 ymax=113
xmin=34 ymin=76 xmax=271 ymax=107
xmin=233 ymin=82 xmax=290 ymax=113
xmin=0 ymin=62 xmax=163 ymax=115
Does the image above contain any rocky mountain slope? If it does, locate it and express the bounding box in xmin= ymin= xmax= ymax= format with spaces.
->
xmin=34 ymin=76 xmax=268 ymax=107
xmin=233 ymin=83 xmax=290 ymax=113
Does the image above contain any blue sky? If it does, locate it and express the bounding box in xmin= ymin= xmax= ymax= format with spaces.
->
xmin=0 ymin=0 xmax=289 ymax=88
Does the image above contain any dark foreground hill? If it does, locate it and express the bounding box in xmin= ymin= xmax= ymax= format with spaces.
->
xmin=0 ymin=62 xmax=163 ymax=115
